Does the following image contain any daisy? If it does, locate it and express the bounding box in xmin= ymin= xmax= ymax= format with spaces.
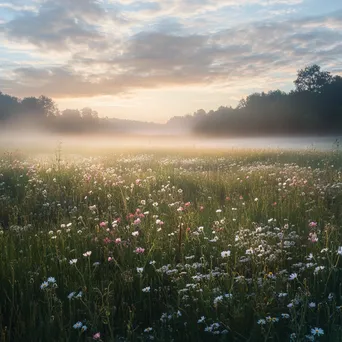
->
xmin=289 ymin=273 xmax=297 ymax=281
xmin=311 ymin=327 xmax=324 ymax=336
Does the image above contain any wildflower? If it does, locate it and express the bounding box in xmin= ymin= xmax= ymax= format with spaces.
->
xmin=142 ymin=286 xmax=150 ymax=293
xmin=308 ymin=302 xmax=316 ymax=308
xmin=76 ymin=291 xmax=83 ymax=298
xmin=213 ymin=295 xmax=223 ymax=306
xmin=137 ymin=267 xmax=144 ymax=274
xmin=144 ymin=327 xmax=153 ymax=333
xmin=83 ymin=251 xmax=92 ymax=257
xmin=93 ymin=332 xmax=101 ymax=340
xmin=311 ymin=327 xmax=324 ymax=336
xmin=308 ymin=232 xmax=318 ymax=243
xmin=278 ymin=292 xmax=288 ymax=298
xmin=289 ymin=273 xmax=297 ymax=281
xmin=47 ymin=277 xmax=56 ymax=283
xmin=257 ymin=319 xmax=266 ymax=325
xmin=281 ymin=313 xmax=290 ymax=319
xmin=265 ymin=316 xmax=278 ymax=323
xmin=337 ymin=246 xmax=342 ymax=256
xmin=68 ymin=292 xmax=76 ymax=300
xmin=69 ymin=259 xmax=77 ymax=265
xmin=216 ymin=209 xmax=222 ymax=213
xmin=306 ymin=253 xmax=313 ymax=261
xmin=40 ymin=281 xmax=49 ymax=290
xmin=93 ymin=262 xmax=100 ymax=267
xmin=132 ymin=231 xmax=139 ymax=237
xmin=103 ymin=237 xmax=111 ymax=244
xmin=73 ymin=321 xmax=83 ymax=329
xmin=81 ymin=325 xmax=87 ymax=332
xmin=135 ymin=247 xmax=145 ymax=254
xmin=197 ymin=316 xmax=205 ymax=323
xmin=314 ymin=266 xmax=325 ymax=274
xmin=221 ymin=250 xmax=231 ymax=258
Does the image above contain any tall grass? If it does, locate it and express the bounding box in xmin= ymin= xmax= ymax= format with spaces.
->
xmin=0 ymin=149 xmax=342 ymax=341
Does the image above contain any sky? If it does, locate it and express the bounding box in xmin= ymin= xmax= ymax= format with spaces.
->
xmin=0 ymin=0 xmax=342 ymax=123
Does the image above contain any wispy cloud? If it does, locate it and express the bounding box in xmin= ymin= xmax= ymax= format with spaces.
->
xmin=0 ymin=0 xmax=342 ymax=120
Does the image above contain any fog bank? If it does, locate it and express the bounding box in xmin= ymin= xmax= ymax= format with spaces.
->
xmin=1 ymin=129 xmax=341 ymax=153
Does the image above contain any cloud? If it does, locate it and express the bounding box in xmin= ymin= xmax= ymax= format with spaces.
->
xmin=1 ymin=0 xmax=123 ymax=51
xmin=0 ymin=2 xmax=37 ymax=12
xmin=1 ymin=0 xmax=342 ymax=100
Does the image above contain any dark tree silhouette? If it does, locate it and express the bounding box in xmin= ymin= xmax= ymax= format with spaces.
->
xmin=294 ymin=64 xmax=333 ymax=93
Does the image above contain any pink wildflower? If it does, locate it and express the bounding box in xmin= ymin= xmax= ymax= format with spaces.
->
xmin=308 ymin=232 xmax=318 ymax=243
xmin=133 ymin=218 xmax=141 ymax=225
xmin=93 ymin=332 xmax=101 ymax=340
xmin=103 ymin=237 xmax=111 ymax=244
xmin=135 ymin=247 xmax=145 ymax=254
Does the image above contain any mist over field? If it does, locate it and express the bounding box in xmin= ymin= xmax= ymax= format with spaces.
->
xmin=1 ymin=127 xmax=341 ymax=153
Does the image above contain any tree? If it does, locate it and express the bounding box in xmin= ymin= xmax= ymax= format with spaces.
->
xmin=0 ymin=92 xmax=21 ymax=121
xmin=20 ymin=97 xmax=46 ymax=121
xmin=38 ymin=95 xmax=59 ymax=118
xmin=294 ymin=64 xmax=333 ymax=93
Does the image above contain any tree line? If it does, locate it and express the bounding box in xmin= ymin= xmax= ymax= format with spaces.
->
xmin=1 ymin=64 xmax=342 ymax=135
xmin=0 ymin=93 xmax=104 ymax=133
xmin=169 ymin=65 xmax=342 ymax=136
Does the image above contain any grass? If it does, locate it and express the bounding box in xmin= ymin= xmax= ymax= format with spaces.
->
xmin=0 ymin=148 xmax=342 ymax=341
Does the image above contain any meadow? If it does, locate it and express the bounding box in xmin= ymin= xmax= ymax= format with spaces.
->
xmin=1 ymin=148 xmax=342 ymax=341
